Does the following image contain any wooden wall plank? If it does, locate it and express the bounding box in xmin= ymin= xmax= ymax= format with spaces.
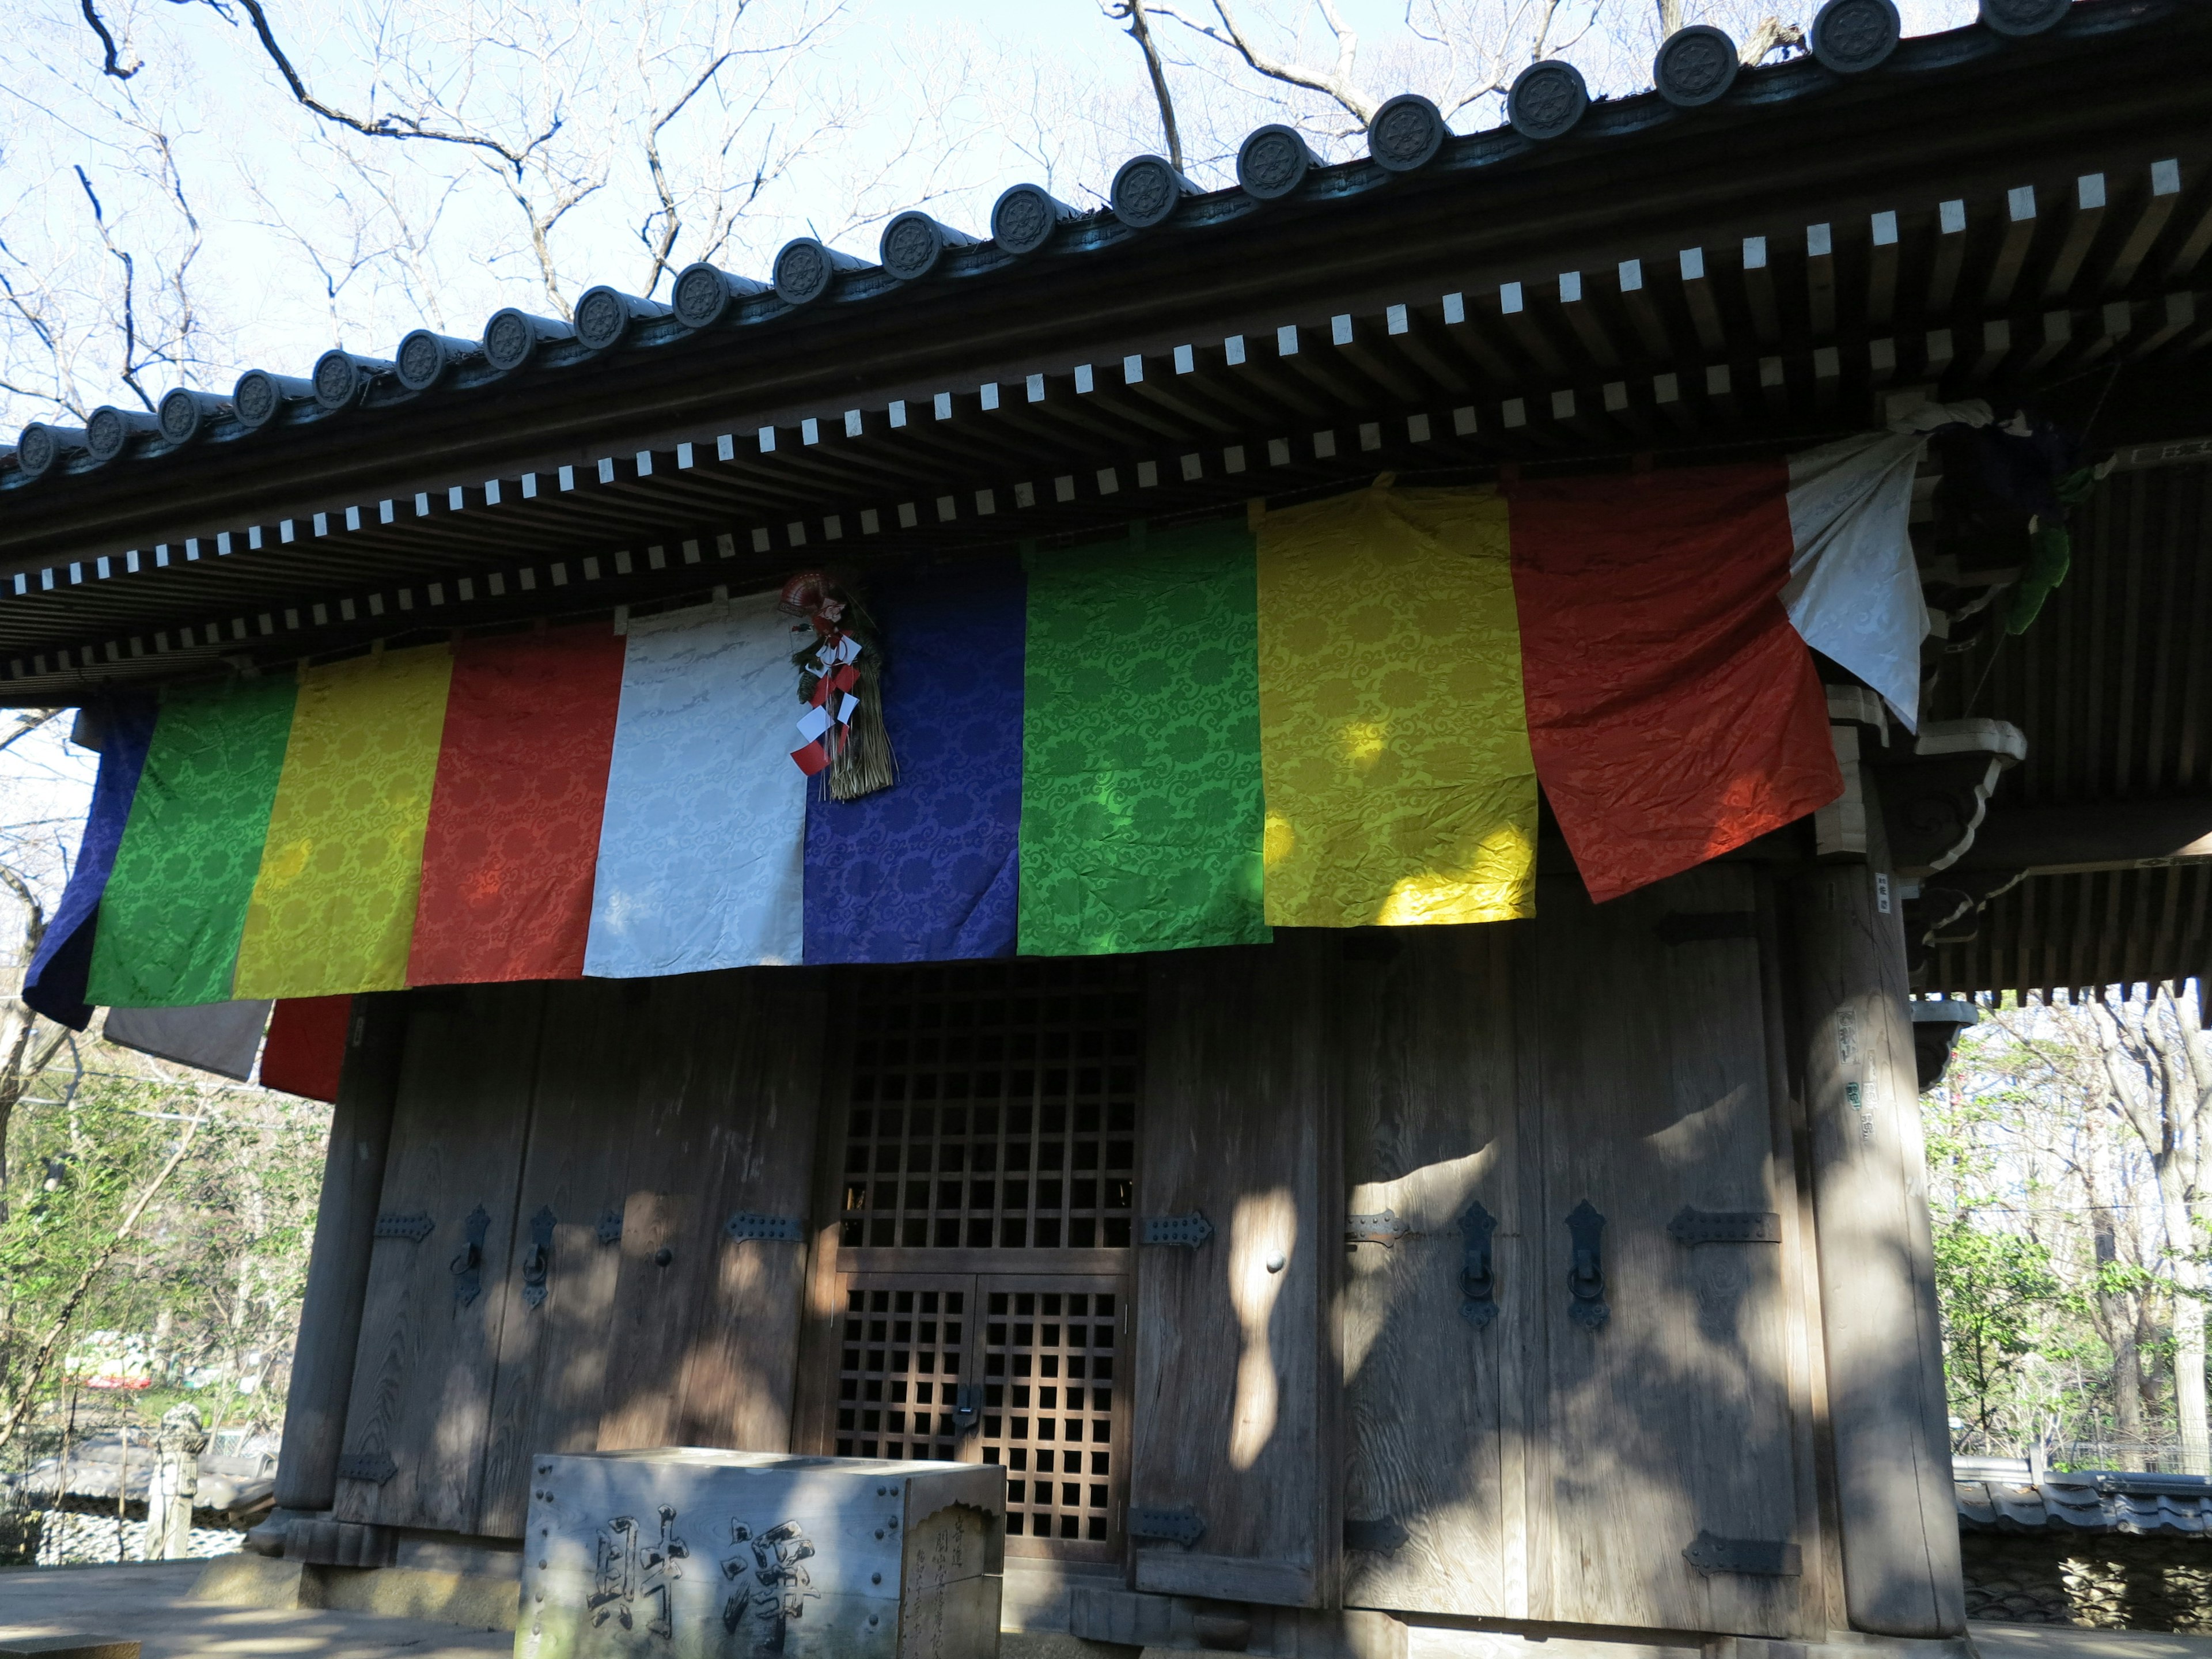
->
xmin=1338 ymin=924 xmax=1527 ymax=1619
xmin=474 ymin=979 xmax=642 ymax=1538
xmin=1525 ymin=867 xmax=1812 ymax=1639
xmin=1131 ymin=936 xmax=1331 ymax=1609
xmin=332 ymin=983 xmax=547 ymax=1531
xmin=597 ymin=967 xmax=828 ymax=1454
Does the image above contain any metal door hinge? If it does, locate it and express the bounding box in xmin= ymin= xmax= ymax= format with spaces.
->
xmin=1565 ymin=1199 xmax=1608 ymax=1330
xmin=1141 ymin=1211 xmax=1213 ymax=1248
xmin=521 ymin=1205 xmax=557 ymax=1308
xmin=1667 ymin=1206 xmax=1781 ymax=1245
xmin=373 ymin=1211 xmax=433 ymax=1242
xmin=1656 ymin=911 xmax=1758 ymax=945
xmin=1460 ymin=1201 xmax=1498 ymax=1329
xmin=1130 ymin=1507 xmax=1206 ymax=1548
xmin=1346 ymin=1209 xmax=1411 ymax=1245
xmin=1684 ymin=1531 xmax=1802 ymax=1577
xmin=452 ymin=1203 xmax=490 ymax=1308
xmin=336 ymin=1450 xmax=398 ymax=1485
xmin=725 ymin=1211 xmax=805 ymax=1243
xmin=1344 ymin=1513 xmax=1408 ymax=1553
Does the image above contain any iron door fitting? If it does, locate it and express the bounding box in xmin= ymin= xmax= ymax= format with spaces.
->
xmin=452 ymin=1203 xmax=490 ymax=1308
xmin=1565 ymin=1199 xmax=1608 ymax=1330
xmin=1460 ymin=1200 xmax=1499 ymax=1328
xmin=521 ymin=1205 xmax=558 ymax=1308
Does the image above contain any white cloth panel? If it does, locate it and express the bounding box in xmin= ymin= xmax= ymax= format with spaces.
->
xmin=584 ymin=593 xmax=807 ymax=976
xmin=103 ymin=999 xmax=273 ymax=1081
xmin=1783 ymin=430 xmax=1929 ymax=731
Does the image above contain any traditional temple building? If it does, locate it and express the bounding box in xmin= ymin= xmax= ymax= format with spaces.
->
xmin=5 ymin=1 xmax=2209 ymax=1654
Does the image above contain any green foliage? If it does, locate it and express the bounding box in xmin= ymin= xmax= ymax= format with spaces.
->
xmin=0 ymin=1049 xmax=330 ymax=1453
xmin=1934 ymin=1215 xmax=2062 ymax=1435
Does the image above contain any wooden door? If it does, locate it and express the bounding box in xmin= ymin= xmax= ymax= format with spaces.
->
xmin=474 ymin=979 xmax=640 ymax=1537
xmin=597 ymin=967 xmax=828 ymax=1454
xmin=1130 ymin=935 xmax=1335 ymax=1609
xmin=1521 ymin=864 xmax=1817 ymax=1638
xmin=332 ymin=983 xmax=547 ymax=1530
xmin=1338 ymin=923 xmax=1531 ymax=1618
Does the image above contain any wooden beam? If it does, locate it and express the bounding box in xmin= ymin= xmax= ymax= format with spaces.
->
xmin=270 ymin=994 xmax=408 ymax=1516
xmin=1788 ymin=815 xmax=1965 ymax=1638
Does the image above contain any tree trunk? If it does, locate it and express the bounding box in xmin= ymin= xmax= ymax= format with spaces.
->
xmin=2162 ymin=1183 xmax=2210 ymax=1474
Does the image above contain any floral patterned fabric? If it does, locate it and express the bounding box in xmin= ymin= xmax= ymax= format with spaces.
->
xmin=803 ymin=559 xmax=1025 ymax=963
xmin=87 ymin=677 xmax=297 ymax=1008
xmin=409 ymin=626 xmax=626 ymax=984
xmin=233 ymin=646 xmax=454 ymax=998
xmin=1018 ymin=523 xmax=1268 ymax=956
xmin=585 ymin=593 xmax=808 ymax=975
xmin=25 ymin=697 xmax=157 ymax=1028
xmin=1256 ymin=487 xmax=1538 ymax=928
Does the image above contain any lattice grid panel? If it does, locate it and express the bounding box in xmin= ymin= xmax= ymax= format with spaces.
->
xmin=838 ymin=961 xmax=1140 ymax=1251
xmin=832 ymin=1285 xmax=967 ymax=1461
xmin=981 ymin=1287 xmax=1118 ymax=1543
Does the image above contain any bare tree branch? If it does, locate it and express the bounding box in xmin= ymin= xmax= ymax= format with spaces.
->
xmin=1102 ymin=2 xmax=1185 ymax=173
xmin=0 ymin=711 xmax=60 ymax=757
xmin=79 ymin=0 xmax=142 ymax=81
xmin=228 ymin=0 xmax=558 ymax=173
xmin=1152 ymin=0 xmax=1378 ymax=125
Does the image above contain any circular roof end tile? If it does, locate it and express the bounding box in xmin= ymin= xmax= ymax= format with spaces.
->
xmin=1812 ymin=0 xmax=1901 ymax=71
xmin=773 ymin=237 xmax=869 ymax=305
xmin=1654 ymin=25 xmax=1741 ymax=107
xmin=1978 ymin=0 xmax=2071 ymax=36
xmin=231 ymin=369 xmax=313 ymax=431
xmin=1237 ymin=125 xmax=1318 ymax=200
xmin=158 ymin=387 xmax=229 ymax=445
xmin=396 ymin=329 xmax=481 ymax=391
xmin=1507 ymin=60 xmax=1590 ymax=141
xmin=880 ymin=211 xmax=979 ymax=282
xmin=1367 ymin=93 xmax=1446 ymax=173
xmin=1111 ymin=155 xmax=1197 ymax=228
xmin=16 ymin=422 xmax=86 ymax=480
xmin=85 ymin=404 xmax=157 ymax=464
xmin=482 ymin=309 xmax=574 ymax=373
xmin=991 ymin=183 xmax=1078 ymax=254
xmin=312 ymin=349 xmax=392 ymax=411
xmin=573 ymin=286 xmax=669 ymax=353
xmin=672 ymin=263 xmax=767 ymax=330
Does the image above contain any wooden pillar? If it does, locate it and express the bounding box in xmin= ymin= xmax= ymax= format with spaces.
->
xmin=272 ymin=993 xmax=409 ymax=1514
xmin=1789 ymin=848 xmax=1964 ymax=1638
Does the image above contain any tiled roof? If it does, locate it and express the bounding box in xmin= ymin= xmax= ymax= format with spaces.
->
xmin=1958 ymin=1472 xmax=2212 ymax=1536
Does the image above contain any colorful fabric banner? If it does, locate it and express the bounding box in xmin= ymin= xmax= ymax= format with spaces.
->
xmin=585 ymin=594 xmax=808 ymax=976
xmin=104 ymin=1000 xmax=272 ymax=1081
xmin=1783 ymin=431 xmax=1929 ymax=730
xmin=1018 ymin=523 xmax=1268 ymax=956
xmin=804 ymin=560 xmax=1025 ymax=963
xmin=409 ymin=627 xmax=626 ymax=985
xmin=234 ymin=647 xmax=454 ymax=999
xmin=1510 ymin=464 xmax=1843 ymax=903
xmin=24 ymin=698 xmax=157 ymax=1029
xmin=87 ymin=677 xmax=298 ymax=1008
xmin=260 ymin=994 xmax=352 ymax=1102
xmin=1256 ymin=488 xmax=1538 ymax=928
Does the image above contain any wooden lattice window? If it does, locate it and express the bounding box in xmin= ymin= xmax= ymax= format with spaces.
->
xmin=838 ymin=961 xmax=1139 ymax=1251
xmin=981 ymin=1286 xmax=1119 ymax=1547
xmin=833 ymin=1283 xmax=967 ymax=1461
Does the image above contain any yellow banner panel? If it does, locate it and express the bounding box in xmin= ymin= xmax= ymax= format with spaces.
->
xmin=234 ymin=646 xmax=455 ymax=997
xmin=1256 ymin=487 xmax=1537 ymax=928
